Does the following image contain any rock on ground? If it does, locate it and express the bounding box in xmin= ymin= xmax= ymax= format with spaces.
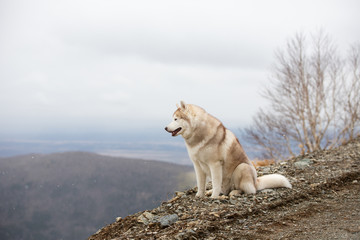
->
xmin=88 ymin=138 xmax=360 ymax=240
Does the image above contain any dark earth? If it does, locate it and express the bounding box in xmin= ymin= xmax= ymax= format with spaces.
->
xmin=88 ymin=137 xmax=360 ymax=240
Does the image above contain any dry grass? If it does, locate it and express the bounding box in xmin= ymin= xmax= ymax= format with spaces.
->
xmin=252 ymin=159 xmax=276 ymax=168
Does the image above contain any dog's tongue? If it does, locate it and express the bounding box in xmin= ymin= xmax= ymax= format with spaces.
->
xmin=171 ymin=127 xmax=181 ymax=136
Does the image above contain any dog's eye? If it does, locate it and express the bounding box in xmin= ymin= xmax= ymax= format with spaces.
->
xmin=174 ymin=118 xmax=178 ymax=121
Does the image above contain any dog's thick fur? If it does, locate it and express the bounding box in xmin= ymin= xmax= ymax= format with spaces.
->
xmin=165 ymin=101 xmax=292 ymax=198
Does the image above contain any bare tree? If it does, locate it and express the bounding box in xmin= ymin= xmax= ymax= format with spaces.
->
xmin=243 ymin=31 xmax=360 ymax=160
xmin=341 ymin=43 xmax=360 ymax=141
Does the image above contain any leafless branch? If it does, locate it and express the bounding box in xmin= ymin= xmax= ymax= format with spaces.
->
xmin=243 ymin=31 xmax=360 ymax=160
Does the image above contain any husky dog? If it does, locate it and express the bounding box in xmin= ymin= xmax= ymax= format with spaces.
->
xmin=165 ymin=101 xmax=292 ymax=198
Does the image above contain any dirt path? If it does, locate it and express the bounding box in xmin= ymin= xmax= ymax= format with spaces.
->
xmin=88 ymin=138 xmax=360 ymax=240
xmin=242 ymin=181 xmax=360 ymax=240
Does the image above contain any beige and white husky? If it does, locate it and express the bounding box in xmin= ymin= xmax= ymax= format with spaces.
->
xmin=165 ymin=101 xmax=292 ymax=198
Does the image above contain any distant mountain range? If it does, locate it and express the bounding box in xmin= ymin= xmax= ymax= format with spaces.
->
xmin=0 ymin=152 xmax=195 ymax=240
xmin=0 ymin=138 xmax=260 ymax=166
xmin=0 ymin=139 xmax=191 ymax=165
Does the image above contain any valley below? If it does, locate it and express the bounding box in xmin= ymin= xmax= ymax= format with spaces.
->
xmin=0 ymin=152 xmax=195 ymax=240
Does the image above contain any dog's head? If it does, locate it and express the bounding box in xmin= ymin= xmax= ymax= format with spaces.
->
xmin=165 ymin=101 xmax=191 ymax=137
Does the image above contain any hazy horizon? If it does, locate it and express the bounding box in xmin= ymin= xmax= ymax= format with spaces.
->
xmin=1 ymin=0 xmax=358 ymax=163
xmin=0 ymin=126 xmax=248 ymax=165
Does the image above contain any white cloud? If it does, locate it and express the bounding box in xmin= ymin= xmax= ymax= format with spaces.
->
xmin=0 ymin=0 xmax=359 ymax=137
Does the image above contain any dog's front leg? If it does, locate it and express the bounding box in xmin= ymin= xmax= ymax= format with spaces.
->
xmin=193 ymin=161 xmax=206 ymax=197
xmin=209 ymin=161 xmax=222 ymax=198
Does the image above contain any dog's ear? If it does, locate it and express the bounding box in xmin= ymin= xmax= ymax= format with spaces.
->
xmin=176 ymin=101 xmax=186 ymax=110
xmin=180 ymin=101 xmax=186 ymax=110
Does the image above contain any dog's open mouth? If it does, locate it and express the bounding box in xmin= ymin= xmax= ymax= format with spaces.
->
xmin=171 ymin=127 xmax=182 ymax=136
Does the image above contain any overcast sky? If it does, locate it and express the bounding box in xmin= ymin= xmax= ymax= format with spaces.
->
xmin=0 ymin=0 xmax=359 ymax=139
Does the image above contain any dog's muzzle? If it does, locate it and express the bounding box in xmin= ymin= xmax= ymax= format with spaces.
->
xmin=165 ymin=127 xmax=182 ymax=137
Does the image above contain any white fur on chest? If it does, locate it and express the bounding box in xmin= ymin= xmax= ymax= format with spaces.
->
xmin=186 ymin=137 xmax=217 ymax=162
xmin=186 ymin=142 xmax=213 ymax=175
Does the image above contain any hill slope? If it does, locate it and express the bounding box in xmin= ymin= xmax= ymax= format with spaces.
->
xmin=0 ymin=152 xmax=194 ymax=240
xmin=88 ymin=138 xmax=360 ymax=240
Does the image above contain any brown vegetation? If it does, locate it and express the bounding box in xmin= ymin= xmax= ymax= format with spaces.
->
xmin=251 ymin=159 xmax=275 ymax=168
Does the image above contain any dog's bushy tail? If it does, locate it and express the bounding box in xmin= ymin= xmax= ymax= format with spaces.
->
xmin=256 ymin=174 xmax=292 ymax=191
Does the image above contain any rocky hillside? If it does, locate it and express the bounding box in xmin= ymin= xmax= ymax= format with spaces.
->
xmin=88 ymin=138 xmax=360 ymax=240
xmin=0 ymin=152 xmax=194 ymax=240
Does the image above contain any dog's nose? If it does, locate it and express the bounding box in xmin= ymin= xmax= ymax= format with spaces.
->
xmin=165 ymin=127 xmax=168 ymax=131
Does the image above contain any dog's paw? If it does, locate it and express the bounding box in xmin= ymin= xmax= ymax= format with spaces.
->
xmin=205 ymin=190 xmax=213 ymax=196
xmin=229 ymin=190 xmax=242 ymax=198
xmin=210 ymin=192 xmax=222 ymax=199
xmin=195 ymin=192 xmax=205 ymax=198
